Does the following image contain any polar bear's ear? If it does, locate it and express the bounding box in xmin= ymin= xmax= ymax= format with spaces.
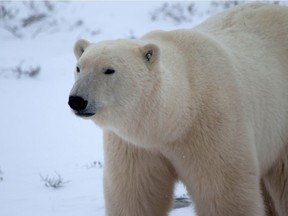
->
xmin=141 ymin=43 xmax=160 ymax=66
xmin=74 ymin=39 xmax=90 ymax=59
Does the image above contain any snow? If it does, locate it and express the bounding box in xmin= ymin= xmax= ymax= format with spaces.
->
xmin=0 ymin=2 xmax=214 ymax=216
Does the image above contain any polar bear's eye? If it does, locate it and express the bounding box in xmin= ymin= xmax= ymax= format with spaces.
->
xmin=145 ymin=50 xmax=153 ymax=62
xmin=76 ymin=66 xmax=80 ymax=73
xmin=104 ymin=69 xmax=115 ymax=75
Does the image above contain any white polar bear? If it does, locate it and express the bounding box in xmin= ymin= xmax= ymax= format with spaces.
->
xmin=68 ymin=3 xmax=288 ymax=216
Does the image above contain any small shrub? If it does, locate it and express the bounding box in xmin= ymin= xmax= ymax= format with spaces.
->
xmin=127 ymin=30 xmax=136 ymax=39
xmin=0 ymin=61 xmax=41 ymax=79
xmin=12 ymin=63 xmax=40 ymax=79
xmin=85 ymin=161 xmax=103 ymax=169
xmin=0 ymin=1 xmax=88 ymax=38
xmin=0 ymin=1 xmax=56 ymax=38
xmin=151 ymin=1 xmax=288 ymax=26
xmin=0 ymin=167 xmax=3 ymax=182
xmin=150 ymin=2 xmax=196 ymax=24
xmin=40 ymin=172 xmax=70 ymax=189
xmin=207 ymin=1 xmax=287 ymax=15
xmin=22 ymin=13 xmax=46 ymax=27
xmin=210 ymin=1 xmax=244 ymax=10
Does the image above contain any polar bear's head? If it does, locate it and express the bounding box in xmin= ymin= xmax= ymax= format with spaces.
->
xmin=68 ymin=39 xmax=160 ymax=128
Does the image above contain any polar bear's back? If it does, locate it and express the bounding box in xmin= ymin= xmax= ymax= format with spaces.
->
xmin=208 ymin=3 xmax=288 ymax=171
xmin=197 ymin=3 xmax=288 ymax=37
xmin=196 ymin=4 xmax=288 ymax=174
xmin=201 ymin=4 xmax=288 ymax=174
xmin=195 ymin=3 xmax=288 ymax=64
xmin=143 ymin=3 xmax=288 ymax=174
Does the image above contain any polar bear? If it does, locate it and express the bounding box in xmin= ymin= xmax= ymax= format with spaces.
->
xmin=68 ymin=3 xmax=288 ymax=216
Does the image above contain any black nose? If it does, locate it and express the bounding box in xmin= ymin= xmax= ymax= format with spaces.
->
xmin=68 ymin=96 xmax=88 ymax=112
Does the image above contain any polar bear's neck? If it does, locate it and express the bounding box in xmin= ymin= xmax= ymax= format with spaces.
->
xmin=112 ymin=63 xmax=195 ymax=149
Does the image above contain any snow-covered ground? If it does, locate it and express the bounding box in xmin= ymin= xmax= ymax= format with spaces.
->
xmin=0 ymin=1 xmax=239 ymax=215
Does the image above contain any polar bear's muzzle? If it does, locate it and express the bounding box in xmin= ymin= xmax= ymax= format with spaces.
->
xmin=68 ymin=95 xmax=97 ymax=117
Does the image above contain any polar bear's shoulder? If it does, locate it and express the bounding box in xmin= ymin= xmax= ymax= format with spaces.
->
xmin=196 ymin=3 xmax=288 ymax=32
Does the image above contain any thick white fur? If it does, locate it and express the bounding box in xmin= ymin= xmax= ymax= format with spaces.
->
xmin=70 ymin=3 xmax=288 ymax=216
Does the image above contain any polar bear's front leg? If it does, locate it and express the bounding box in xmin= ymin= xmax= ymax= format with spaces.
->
xmin=263 ymin=144 xmax=288 ymax=216
xmin=164 ymin=138 xmax=265 ymax=216
xmin=103 ymin=131 xmax=177 ymax=216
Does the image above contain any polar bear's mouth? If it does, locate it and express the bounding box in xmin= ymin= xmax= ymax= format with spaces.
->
xmin=75 ymin=111 xmax=95 ymax=117
xmin=71 ymin=105 xmax=100 ymax=118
